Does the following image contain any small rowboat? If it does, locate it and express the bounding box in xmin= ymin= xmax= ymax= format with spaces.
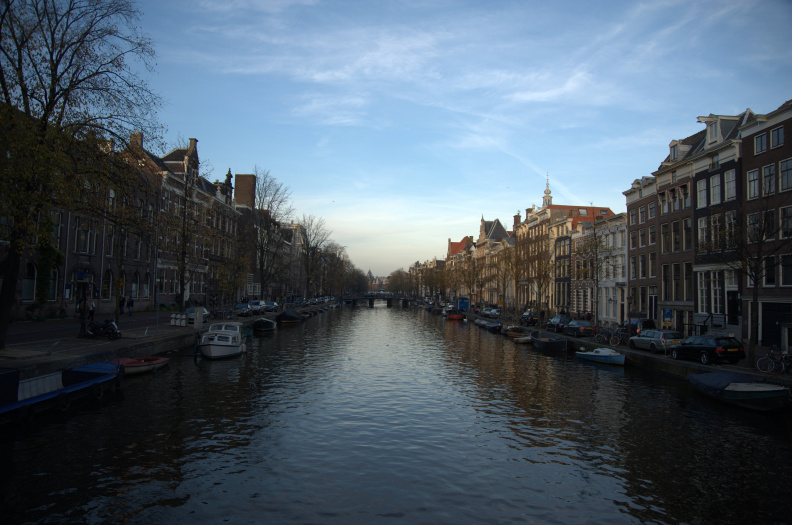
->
xmin=514 ymin=335 xmax=533 ymax=344
xmin=119 ymin=357 xmax=170 ymax=375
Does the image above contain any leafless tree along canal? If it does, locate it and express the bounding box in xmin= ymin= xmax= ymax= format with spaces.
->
xmin=3 ymin=305 xmax=792 ymax=524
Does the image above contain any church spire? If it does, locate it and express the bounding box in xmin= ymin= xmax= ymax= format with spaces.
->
xmin=542 ymin=173 xmax=552 ymax=207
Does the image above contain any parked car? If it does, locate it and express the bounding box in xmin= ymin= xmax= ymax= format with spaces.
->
xmin=563 ymin=320 xmax=594 ymax=337
xmin=519 ymin=311 xmax=538 ymax=326
xmin=184 ymin=306 xmax=210 ymax=324
xmin=621 ymin=318 xmax=657 ymax=336
xmin=629 ymin=329 xmax=684 ymax=354
xmin=248 ymin=300 xmax=266 ymax=314
xmin=546 ymin=315 xmax=571 ymax=333
xmin=489 ymin=308 xmax=502 ymax=317
xmin=234 ymin=303 xmax=252 ymax=317
xmin=481 ymin=308 xmax=494 ymax=317
xmin=263 ymin=301 xmax=278 ymax=312
xmin=669 ymin=335 xmax=745 ymax=365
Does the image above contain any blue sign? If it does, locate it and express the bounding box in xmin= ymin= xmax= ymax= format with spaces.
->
xmin=457 ymin=297 xmax=470 ymax=311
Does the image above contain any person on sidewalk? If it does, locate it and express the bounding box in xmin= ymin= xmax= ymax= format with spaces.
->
xmin=119 ymin=295 xmax=126 ymax=317
xmin=127 ymin=296 xmax=134 ymax=316
xmin=89 ymin=299 xmax=96 ymax=322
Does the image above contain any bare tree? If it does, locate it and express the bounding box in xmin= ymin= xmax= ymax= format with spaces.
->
xmin=0 ymin=0 xmax=161 ymax=347
xmin=574 ymin=223 xmax=618 ymax=327
xmin=705 ymin=194 xmax=788 ymax=354
xmin=252 ymin=167 xmax=293 ymax=297
xmin=298 ymin=214 xmax=332 ymax=297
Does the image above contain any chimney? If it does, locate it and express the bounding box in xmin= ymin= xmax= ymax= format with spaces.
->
xmin=130 ymin=131 xmax=143 ymax=148
xmin=513 ymin=212 xmax=521 ymax=228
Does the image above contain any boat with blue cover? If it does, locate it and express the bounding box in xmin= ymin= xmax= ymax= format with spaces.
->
xmin=687 ymin=372 xmax=789 ymax=411
xmin=0 ymin=353 xmax=122 ymax=424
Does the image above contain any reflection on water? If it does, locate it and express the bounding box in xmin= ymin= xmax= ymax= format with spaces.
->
xmin=3 ymin=305 xmax=792 ymax=524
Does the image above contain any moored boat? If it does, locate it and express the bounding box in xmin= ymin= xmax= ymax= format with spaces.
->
xmin=445 ymin=308 xmax=465 ymax=320
xmin=198 ymin=322 xmax=246 ymax=359
xmin=119 ymin=356 xmax=170 ymax=375
xmin=252 ymin=317 xmax=277 ymax=332
xmin=575 ymin=347 xmax=625 ymax=366
xmin=485 ymin=321 xmax=502 ymax=333
xmin=530 ymin=331 xmax=566 ymax=351
xmin=276 ymin=310 xmax=303 ymax=324
xmin=506 ymin=326 xmax=531 ymax=338
xmin=0 ymin=353 xmax=122 ymax=424
xmin=514 ymin=335 xmax=533 ymax=344
xmin=687 ymin=372 xmax=790 ymax=412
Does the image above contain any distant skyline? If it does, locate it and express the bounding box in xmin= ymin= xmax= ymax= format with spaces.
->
xmin=138 ymin=0 xmax=792 ymax=276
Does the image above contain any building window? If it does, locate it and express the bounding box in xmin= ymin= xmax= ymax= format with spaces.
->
xmin=683 ymin=218 xmax=692 ymax=250
xmin=748 ymin=213 xmax=760 ymax=242
xmin=724 ymin=169 xmax=736 ymax=200
xmin=639 ymin=228 xmax=646 ymax=247
xmin=782 ymin=206 xmax=792 ymax=239
xmin=639 ymin=206 xmax=646 ymax=224
xmin=748 ymin=169 xmax=760 ymax=199
xmin=697 ymin=179 xmax=707 ymax=208
xmin=711 ymin=271 xmax=723 ymax=314
xmin=782 ymin=159 xmax=792 ymax=192
xmin=685 ymin=262 xmax=694 ymax=301
xmin=765 ymin=256 xmax=776 ymax=286
xmin=673 ymin=263 xmax=681 ymax=301
xmin=709 ymin=122 xmax=719 ymax=142
xmin=640 ymin=254 xmax=646 ymax=278
xmin=671 ymin=145 xmax=678 ymax=160
xmin=710 ymin=174 xmax=721 ymax=205
xmin=782 ymin=255 xmax=792 ymax=286
xmin=630 ymin=256 xmax=636 ymax=279
xmin=648 ymin=202 xmax=656 ymax=219
xmin=22 ymin=263 xmax=36 ymax=302
xmin=725 ymin=211 xmax=737 ymax=247
xmin=710 ymin=214 xmax=721 ymax=249
xmin=661 ymin=223 xmax=670 ymax=254
xmin=756 ymin=133 xmax=767 ymax=154
xmin=629 ymin=210 xmax=636 ymax=225
xmin=102 ymin=269 xmax=113 ymax=300
xmin=649 ymin=252 xmax=656 ymax=277
xmin=698 ymin=273 xmax=709 ymax=313
xmin=771 ymin=126 xmax=784 ymax=148
xmin=630 ymin=231 xmax=637 ymax=250
xmin=698 ymin=217 xmax=708 ymax=250
xmin=763 ymin=165 xmax=776 ymax=195
xmin=672 ymin=221 xmax=681 ymax=252
xmin=649 ymin=225 xmax=656 ymax=245
xmin=662 ymin=265 xmax=670 ymax=300
xmin=710 ymin=153 xmax=719 ymax=169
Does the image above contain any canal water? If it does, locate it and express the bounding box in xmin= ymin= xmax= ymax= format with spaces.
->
xmin=3 ymin=305 xmax=792 ymax=524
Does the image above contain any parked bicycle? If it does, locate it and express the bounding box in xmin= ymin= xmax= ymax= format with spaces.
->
xmin=594 ymin=329 xmax=613 ymax=345
xmin=756 ymin=345 xmax=788 ymax=374
xmin=609 ymin=328 xmax=631 ymax=347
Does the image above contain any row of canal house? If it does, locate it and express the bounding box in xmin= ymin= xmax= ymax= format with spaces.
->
xmin=625 ymin=100 xmax=791 ymax=347
xmin=431 ymin=99 xmax=791 ymax=348
xmin=3 ymin=133 xmax=308 ymax=321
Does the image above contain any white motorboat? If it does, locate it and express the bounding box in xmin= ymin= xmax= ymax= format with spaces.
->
xmin=199 ymin=322 xmax=246 ymax=359
xmin=575 ymin=347 xmax=625 ymax=366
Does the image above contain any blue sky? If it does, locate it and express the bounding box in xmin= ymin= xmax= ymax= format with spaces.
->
xmin=137 ymin=0 xmax=792 ymax=276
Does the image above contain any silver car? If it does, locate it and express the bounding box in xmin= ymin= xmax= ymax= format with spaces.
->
xmin=629 ymin=329 xmax=684 ymax=354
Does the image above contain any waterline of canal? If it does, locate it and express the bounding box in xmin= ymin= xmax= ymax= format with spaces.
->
xmin=3 ymin=305 xmax=792 ymax=524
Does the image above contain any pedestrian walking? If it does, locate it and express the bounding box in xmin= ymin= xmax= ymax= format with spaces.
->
xmin=88 ymin=299 xmax=95 ymax=322
xmin=127 ymin=296 xmax=134 ymax=316
xmin=119 ymin=295 xmax=126 ymax=316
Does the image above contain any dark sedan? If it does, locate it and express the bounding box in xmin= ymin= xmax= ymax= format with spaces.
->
xmin=563 ymin=320 xmax=594 ymax=337
xmin=546 ymin=315 xmax=571 ymax=333
xmin=669 ymin=335 xmax=745 ymax=365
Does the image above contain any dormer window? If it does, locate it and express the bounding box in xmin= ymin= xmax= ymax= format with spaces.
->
xmin=711 ymin=153 xmax=719 ymax=170
xmin=708 ymin=121 xmax=719 ymax=142
xmin=670 ymin=144 xmax=678 ymax=160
